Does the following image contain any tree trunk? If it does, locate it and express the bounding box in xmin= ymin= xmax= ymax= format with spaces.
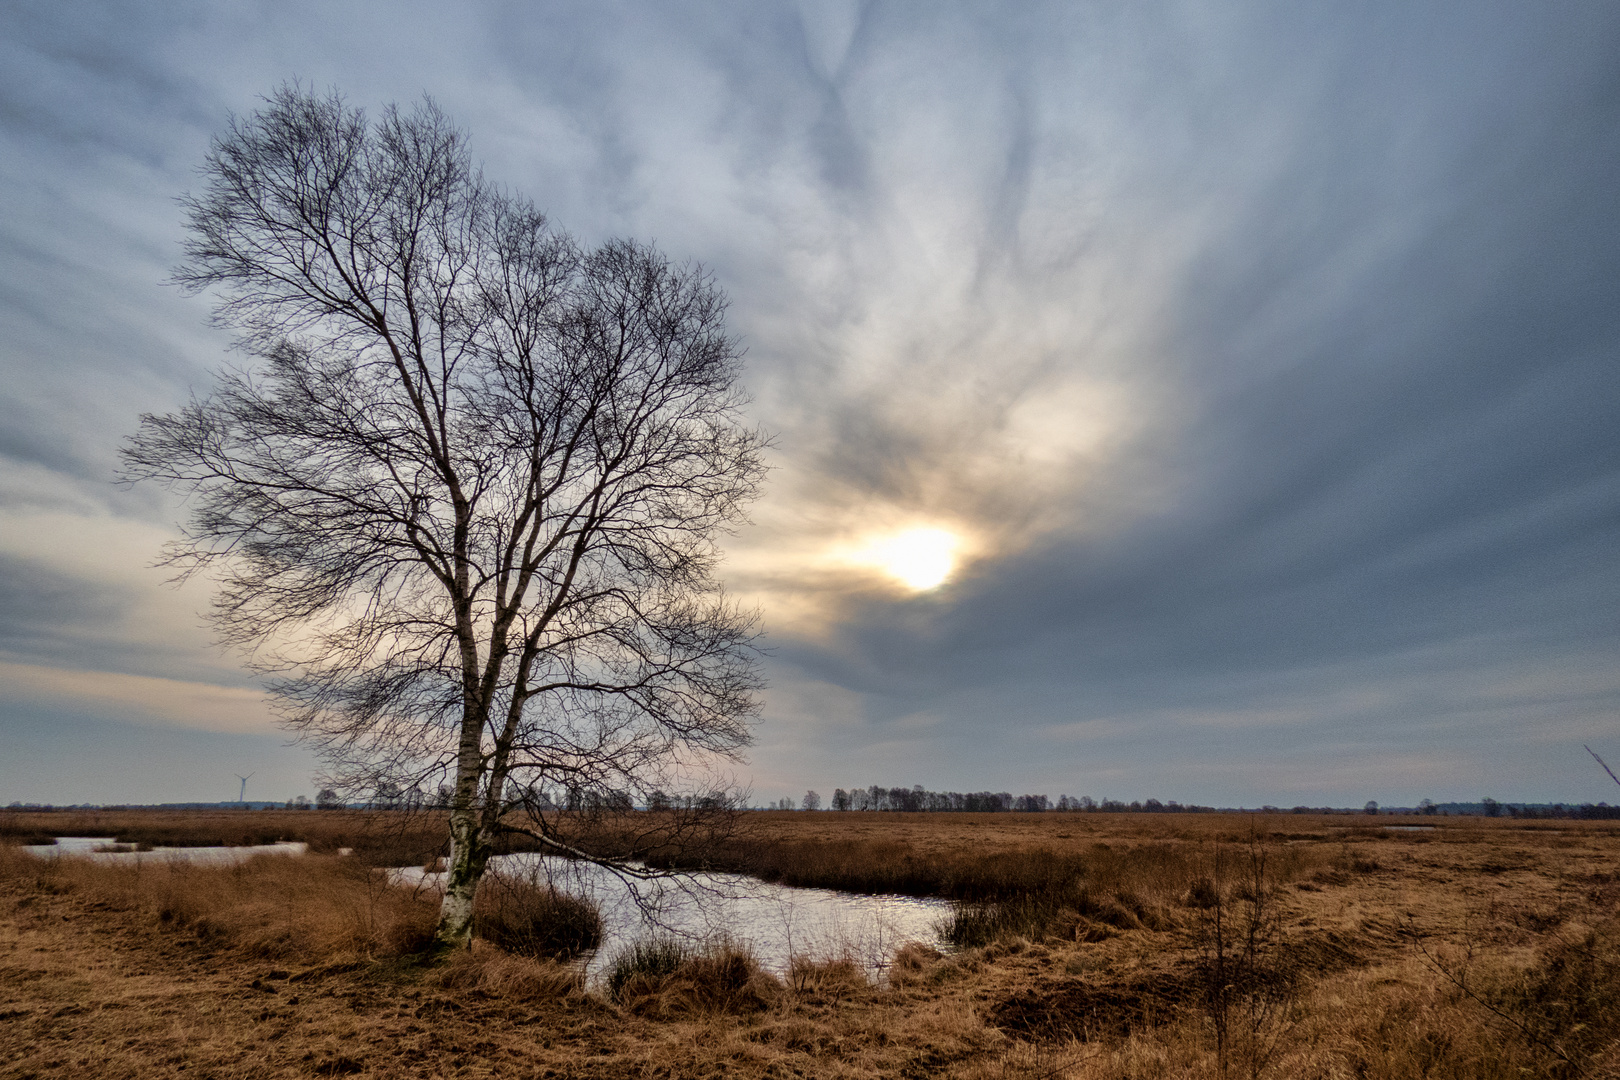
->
xmin=433 ymin=801 xmax=489 ymax=952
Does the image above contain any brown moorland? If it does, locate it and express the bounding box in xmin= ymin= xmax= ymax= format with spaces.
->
xmin=2 ymin=809 xmax=1617 ymax=1078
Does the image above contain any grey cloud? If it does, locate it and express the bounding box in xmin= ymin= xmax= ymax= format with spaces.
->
xmin=0 ymin=553 xmax=216 ymax=683
xmin=0 ymin=553 xmax=124 ymax=656
xmin=1 ymin=0 xmax=1617 ymax=804
xmin=752 ymin=2 xmax=1620 ymax=804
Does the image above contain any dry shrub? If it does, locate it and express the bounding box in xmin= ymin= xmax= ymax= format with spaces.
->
xmin=1 ymin=847 xmax=436 ymax=962
xmin=1505 ymin=915 xmax=1620 ymax=1068
xmin=435 ymin=942 xmax=583 ymax=1000
xmin=472 ymin=870 xmax=602 ymax=959
xmin=609 ymin=937 xmax=782 ymax=1017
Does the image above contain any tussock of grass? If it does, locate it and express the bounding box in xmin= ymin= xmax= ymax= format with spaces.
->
xmin=608 ymin=937 xmax=782 ymax=1017
xmin=888 ymin=942 xmax=946 ymax=988
xmin=788 ymin=954 xmax=869 ymax=1001
xmin=607 ymin=936 xmax=692 ymax=1001
xmin=473 ymin=871 xmax=602 ymax=959
xmin=435 ymin=943 xmax=584 ymax=1000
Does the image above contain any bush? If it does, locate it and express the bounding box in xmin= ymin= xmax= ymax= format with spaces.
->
xmin=473 ymin=872 xmax=602 ymax=959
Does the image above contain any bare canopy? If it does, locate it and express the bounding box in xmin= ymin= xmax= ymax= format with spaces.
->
xmin=122 ymin=86 xmax=767 ymax=951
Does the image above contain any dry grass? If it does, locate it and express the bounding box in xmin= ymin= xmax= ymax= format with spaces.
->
xmin=434 ymin=941 xmax=585 ymax=1000
xmin=2 ymin=812 xmax=1617 ymax=1078
xmin=0 ymin=844 xmax=438 ymax=964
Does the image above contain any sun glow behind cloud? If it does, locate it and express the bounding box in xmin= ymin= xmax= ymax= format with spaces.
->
xmin=853 ymin=526 xmax=960 ymax=591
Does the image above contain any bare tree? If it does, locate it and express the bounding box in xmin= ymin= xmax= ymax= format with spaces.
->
xmin=122 ymin=86 xmax=767 ymax=952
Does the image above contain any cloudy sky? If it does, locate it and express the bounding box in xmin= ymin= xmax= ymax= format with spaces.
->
xmin=3 ymin=1 xmax=1618 ymax=807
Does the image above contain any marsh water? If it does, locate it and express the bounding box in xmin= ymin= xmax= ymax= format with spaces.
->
xmin=393 ymin=853 xmax=951 ymax=981
xmin=24 ymin=836 xmax=310 ymax=862
xmin=25 ymin=839 xmax=949 ymax=982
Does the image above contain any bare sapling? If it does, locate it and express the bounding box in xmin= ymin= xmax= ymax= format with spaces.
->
xmin=1194 ymin=830 xmax=1295 ymax=1079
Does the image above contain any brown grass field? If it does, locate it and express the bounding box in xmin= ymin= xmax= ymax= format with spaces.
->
xmin=2 ymin=809 xmax=1617 ymax=1079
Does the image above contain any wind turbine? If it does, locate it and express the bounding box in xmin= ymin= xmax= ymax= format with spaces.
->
xmin=235 ymin=772 xmax=255 ymax=804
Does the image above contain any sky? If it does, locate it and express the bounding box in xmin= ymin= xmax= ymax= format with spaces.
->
xmin=2 ymin=1 xmax=1618 ymax=808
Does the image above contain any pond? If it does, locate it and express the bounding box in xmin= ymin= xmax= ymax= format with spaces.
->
xmin=394 ymin=853 xmax=952 ymax=982
xmin=23 ymin=836 xmax=310 ymax=862
xmin=22 ymin=839 xmax=949 ymax=982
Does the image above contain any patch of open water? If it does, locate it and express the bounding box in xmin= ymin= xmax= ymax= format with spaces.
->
xmin=24 ymin=837 xmax=309 ymax=862
xmin=394 ymin=853 xmax=952 ymax=982
xmin=24 ymin=839 xmax=948 ymax=982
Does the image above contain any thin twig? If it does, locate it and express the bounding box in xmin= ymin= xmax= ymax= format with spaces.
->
xmin=1586 ymin=745 xmax=1620 ymax=789
xmin=1397 ymin=915 xmax=1572 ymax=1065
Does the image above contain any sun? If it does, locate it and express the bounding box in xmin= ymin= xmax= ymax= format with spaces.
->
xmin=863 ymin=527 xmax=960 ymax=591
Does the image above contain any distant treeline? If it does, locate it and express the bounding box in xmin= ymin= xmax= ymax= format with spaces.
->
xmin=805 ymin=788 xmax=1620 ymax=818
xmin=1472 ymin=798 xmax=1620 ymax=820
xmin=10 ymin=794 xmax=1617 ymax=818
xmin=825 ymin=786 xmax=1216 ymax=813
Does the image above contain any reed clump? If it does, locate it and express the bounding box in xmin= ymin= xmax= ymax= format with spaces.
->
xmin=608 ymin=937 xmax=782 ymax=1017
xmin=472 ymin=871 xmax=603 ymax=959
xmin=607 ymin=936 xmax=690 ymax=1000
